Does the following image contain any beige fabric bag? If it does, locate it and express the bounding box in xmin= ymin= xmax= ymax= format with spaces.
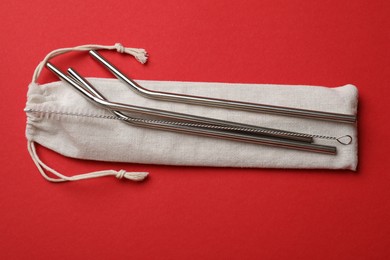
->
xmin=25 ymin=43 xmax=358 ymax=183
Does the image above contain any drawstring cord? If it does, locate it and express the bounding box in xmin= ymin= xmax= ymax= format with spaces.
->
xmin=29 ymin=43 xmax=149 ymax=183
xmin=32 ymin=43 xmax=147 ymax=83
xmin=28 ymin=141 xmax=148 ymax=182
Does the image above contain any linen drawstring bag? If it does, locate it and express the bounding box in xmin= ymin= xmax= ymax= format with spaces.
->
xmin=25 ymin=43 xmax=358 ymax=183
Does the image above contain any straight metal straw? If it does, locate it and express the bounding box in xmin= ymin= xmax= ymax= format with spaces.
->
xmin=89 ymin=50 xmax=356 ymax=124
xmin=46 ymin=62 xmax=337 ymax=155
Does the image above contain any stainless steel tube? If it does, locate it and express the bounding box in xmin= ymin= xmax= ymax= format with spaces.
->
xmin=89 ymin=50 xmax=356 ymax=124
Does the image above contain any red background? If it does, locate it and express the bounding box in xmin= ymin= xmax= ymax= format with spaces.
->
xmin=1 ymin=0 xmax=390 ymax=259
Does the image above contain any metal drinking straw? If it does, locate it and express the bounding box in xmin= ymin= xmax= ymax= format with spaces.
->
xmin=89 ymin=50 xmax=356 ymax=124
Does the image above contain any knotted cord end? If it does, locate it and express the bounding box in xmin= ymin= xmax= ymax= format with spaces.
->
xmin=116 ymin=169 xmax=149 ymax=181
xmin=115 ymin=43 xmax=148 ymax=64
